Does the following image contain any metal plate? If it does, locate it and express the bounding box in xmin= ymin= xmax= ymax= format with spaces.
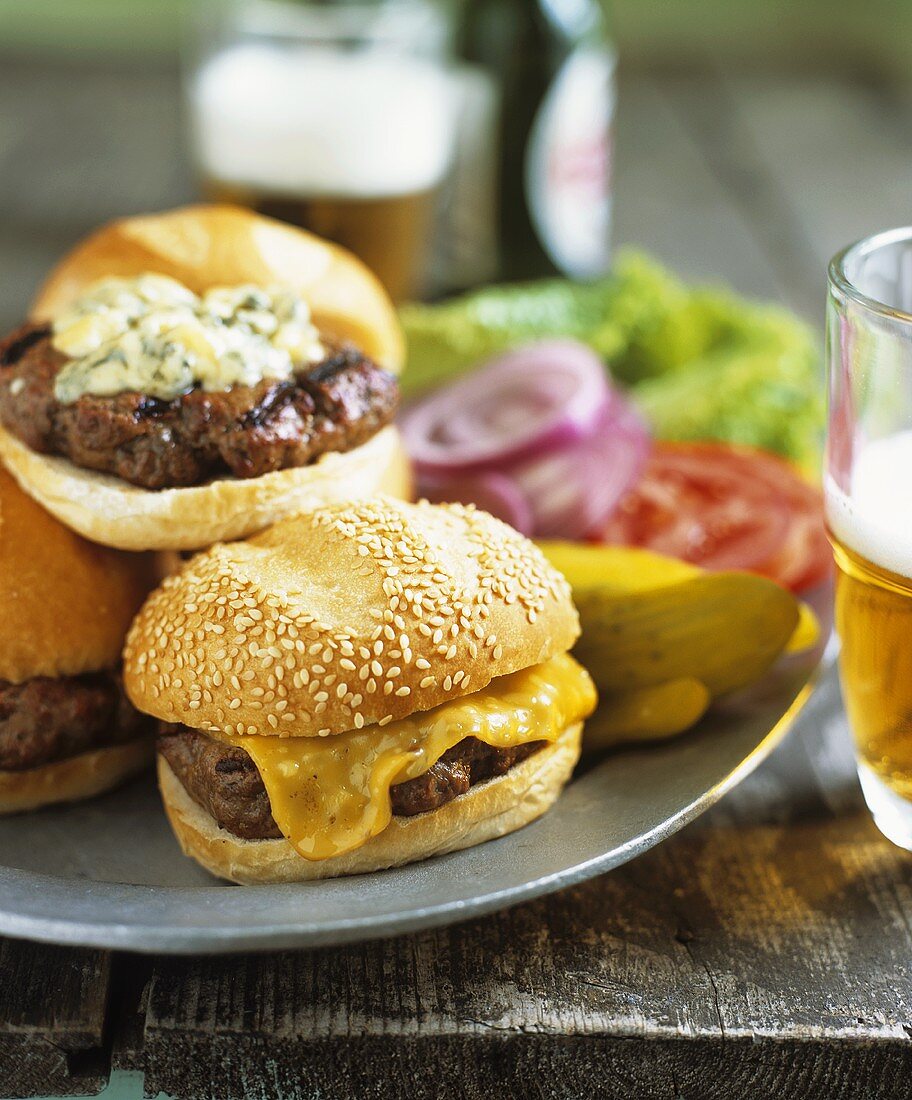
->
xmin=0 ymin=645 xmax=825 ymax=955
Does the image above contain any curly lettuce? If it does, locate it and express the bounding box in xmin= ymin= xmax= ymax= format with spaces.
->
xmin=399 ymin=251 xmax=823 ymax=473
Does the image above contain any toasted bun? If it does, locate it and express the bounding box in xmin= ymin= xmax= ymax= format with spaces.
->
xmin=31 ymin=204 xmax=404 ymax=372
xmin=158 ymin=722 xmax=581 ymax=883
xmin=125 ymin=497 xmax=580 ymax=736
xmin=0 ymin=741 xmax=152 ymax=815
xmin=0 ymin=423 xmax=411 ymax=552
xmin=0 ymin=465 xmax=153 ymax=682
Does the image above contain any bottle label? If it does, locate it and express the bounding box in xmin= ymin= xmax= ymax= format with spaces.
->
xmin=525 ymin=45 xmax=616 ymax=278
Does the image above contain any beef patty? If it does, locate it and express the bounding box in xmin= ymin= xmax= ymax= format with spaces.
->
xmin=158 ymin=725 xmax=545 ymax=841
xmin=0 ymin=671 xmax=153 ymax=771
xmin=0 ymin=323 xmax=399 ymax=490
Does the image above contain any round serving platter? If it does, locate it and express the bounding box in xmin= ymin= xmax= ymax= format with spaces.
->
xmin=0 ymin=635 xmax=829 ymax=955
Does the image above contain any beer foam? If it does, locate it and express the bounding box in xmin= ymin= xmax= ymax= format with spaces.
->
xmin=826 ymin=430 xmax=912 ymax=579
xmin=191 ymin=45 xmax=455 ymax=198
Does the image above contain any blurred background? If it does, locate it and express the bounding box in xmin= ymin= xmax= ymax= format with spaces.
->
xmin=0 ymin=0 xmax=909 ymax=330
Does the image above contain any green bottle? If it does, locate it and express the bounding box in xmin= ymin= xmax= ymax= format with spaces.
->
xmin=454 ymin=0 xmax=616 ymax=283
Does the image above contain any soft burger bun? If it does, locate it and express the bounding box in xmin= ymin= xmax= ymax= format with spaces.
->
xmin=125 ymin=497 xmax=581 ymax=736
xmin=4 ymin=204 xmax=410 ymax=552
xmin=0 ymin=742 xmax=153 ymax=816
xmin=0 ymin=423 xmax=411 ymax=553
xmin=0 ymin=465 xmax=153 ymax=683
xmin=157 ymin=724 xmax=582 ymax=884
xmin=0 ymin=465 xmax=154 ymax=812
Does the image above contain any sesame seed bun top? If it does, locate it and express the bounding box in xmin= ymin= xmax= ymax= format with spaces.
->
xmin=0 ymin=465 xmax=154 ymax=683
xmin=123 ymin=497 xmax=580 ymax=738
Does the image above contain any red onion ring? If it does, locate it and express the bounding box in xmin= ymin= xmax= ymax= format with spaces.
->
xmin=507 ymin=397 xmax=652 ymax=540
xmin=400 ymin=340 xmax=613 ymax=474
xmin=418 ymin=471 xmax=535 ymax=536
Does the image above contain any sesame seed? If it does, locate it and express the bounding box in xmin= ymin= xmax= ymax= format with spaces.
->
xmin=127 ymin=497 xmax=562 ymax=742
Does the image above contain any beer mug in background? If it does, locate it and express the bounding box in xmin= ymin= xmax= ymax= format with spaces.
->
xmin=186 ymin=0 xmax=456 ymax=301
xmin=827 ymin=228 xmax=912 ymax=847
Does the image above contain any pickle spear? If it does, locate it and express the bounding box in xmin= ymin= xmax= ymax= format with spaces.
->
xmin=538 ymin=542 xmax=800 ymax=697
xmin=584 ymin=678 xmax=711 ymax=751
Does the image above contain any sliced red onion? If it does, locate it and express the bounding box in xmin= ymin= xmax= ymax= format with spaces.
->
xmin=400 ymin=340 xmax=613 ymax=474
xmin=418 ymin=471 xmax=535 ymax=536
xmin=508 ymin=398 xmax=652 ymax=540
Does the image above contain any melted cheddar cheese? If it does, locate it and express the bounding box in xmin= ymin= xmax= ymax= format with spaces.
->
xmin=212 ymin=654 xmax=596 ymax=861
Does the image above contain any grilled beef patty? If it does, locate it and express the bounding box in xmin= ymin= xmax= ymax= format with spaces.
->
xmin=158 ymin=725 xmax=545 ymax=840
xmin=0 ymin=671 xmax=152 ymax=771
xmin=0 ymin=323 xmax=399 ymax=490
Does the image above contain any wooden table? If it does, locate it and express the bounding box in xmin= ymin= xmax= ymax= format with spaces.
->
xmin=2 ymin=57 xmax=912 ymax=1099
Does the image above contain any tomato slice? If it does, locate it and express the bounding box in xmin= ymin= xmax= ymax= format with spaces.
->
xmin=599 ymin=442 xmax=830 ymax=592
xmin=736 ymin=448 xmax=832 ymax=591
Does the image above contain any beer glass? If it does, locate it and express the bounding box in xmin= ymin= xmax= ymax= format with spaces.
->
xmin=186 ymin=0 xmax=456 ymax=301
xmin=827 ymin=227 xmax=912 ymax=847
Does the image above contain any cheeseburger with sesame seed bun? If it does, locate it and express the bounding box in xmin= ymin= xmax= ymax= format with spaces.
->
xmin=0 ymin=205 xmax=409 ymax=552
xmin=123 ymin=496 xmax=597 ymax=883
xmin=0 ymin=466 xmax=155 ymax=814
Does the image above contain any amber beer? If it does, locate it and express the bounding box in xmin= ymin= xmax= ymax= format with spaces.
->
xmin=826 ymin=227 xmax=912 ymax=846
xmin=201 ymin=184 xmax=439 ymax=304
xmin=189 ymin=41 xmax=454 ymax=301
xmin=833 ymin=537 xmax=912 ymax=799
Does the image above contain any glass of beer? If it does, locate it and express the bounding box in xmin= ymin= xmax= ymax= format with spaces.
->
xmin=827 ymin=227 xmax=912 ymax=847
xmin=185 ymin=0 xmax=456 ymax=301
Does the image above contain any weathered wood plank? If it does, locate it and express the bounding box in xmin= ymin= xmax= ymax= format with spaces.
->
xmin=613 ymin=72 xmax=784 ymax=302
xmin=140 ymin=796 xmax=912 ymax=1099
xmin=0 ymin=939 xmax=112 ymax=1097
xmin=721 ymin=75 xmax=912 ymax=274
xmin=0 ymin=55 xmax=194 ymax=331
xmin=662 ymin=72 xmax=912 ymax=320
xmin=132 ymin=1033 xmax=912 ymax=1100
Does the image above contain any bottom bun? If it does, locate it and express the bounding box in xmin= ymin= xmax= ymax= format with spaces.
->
xmin=158 ymin=722 xmax=583 ymax=884
xmin=0 ymin=424 xmax=412 ymax=551
xmin=0 ymin=740 xmax=152 ymax=815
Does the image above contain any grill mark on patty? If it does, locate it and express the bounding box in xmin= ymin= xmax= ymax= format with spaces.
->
xmin=0 ymin=322 xmax=399 ymax=490
xmin=0 ymin=325 xmax=46 ymax=367
xmin=158 ymin=725 xmax=545 ymax=842
xmin=0 ymin=671 xmax=153 ymax=771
